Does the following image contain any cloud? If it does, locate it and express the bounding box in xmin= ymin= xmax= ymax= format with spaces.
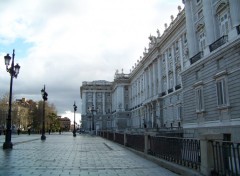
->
xmin=0 ymin=0 xmax=182 ymax=115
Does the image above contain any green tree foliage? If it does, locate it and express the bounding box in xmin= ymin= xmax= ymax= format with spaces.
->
xmin=47 ymin=112 xmax=60 ymax=132
xmin=0 ymin=93 xmax=58 ymax=133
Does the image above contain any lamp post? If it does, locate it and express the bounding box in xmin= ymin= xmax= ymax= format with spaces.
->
xmin=41 ymin=85 xmax=48 ymax=140
xmin=73 ymin=102 xmax=77 ymax=137
xmin=3 ymin=49 xmax=20 ymax=149
xmin=88 ymin=105 xmax=98 ymax=133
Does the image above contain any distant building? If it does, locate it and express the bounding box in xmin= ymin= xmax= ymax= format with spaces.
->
xmin=58 ymin=117 xmax=71 ymax=131
xmin=80 ymin=80 xmax=112 ymax=131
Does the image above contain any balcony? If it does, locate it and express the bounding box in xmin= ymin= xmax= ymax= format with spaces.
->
xmin=209 ymin=35 xmax=228 ymax=52
xmin=190 ymin=51 xmax=203 ymax=65
xmin=237 ymin=25 xmax=240 ymax=35
xmin=168 ymin=88 xmax=173 ymax=94
xmin=175 ymin=84 xmax=181 ymax=90
xmin=160 ymin=91 xmax=166 ymax=97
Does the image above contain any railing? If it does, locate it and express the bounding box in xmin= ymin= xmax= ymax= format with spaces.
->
xmin=126 ymin=134 xmax=145 ymax=152
xmin=237 ymin=25 xmax=240 ymax=35
xmin=115 ymin=133 xmax=124 ymax=145
xmin=149 ymin=136 xmax=201 ymax=170
xmin=160 ymin=91 xmax=166 ymax=97
xmin=190 ymin=51 xmax=203 ymax=64
xmin=175 ymin=84 xmax=181 ymax=90
xmin=168 ymin=88 xmax=173 ymax=94
xmin=108 ymin=132 xmax=114 ymax=141
xmin=209 ymin=35 xmax=228 ymax=52
xmin=210 ymin=141 xmax=240 ymax=176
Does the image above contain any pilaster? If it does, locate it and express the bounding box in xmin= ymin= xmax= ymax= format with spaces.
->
xmin=202 ymin=0 xmax=215 ymax=45
xmin=229 ymin=0 xmax=240 ymax=28
xmin=185 ymin=0 xmax=197 ymax=57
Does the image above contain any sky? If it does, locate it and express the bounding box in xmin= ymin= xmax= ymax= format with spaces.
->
xmin=0 ymin=0 xmax=183 ymax=124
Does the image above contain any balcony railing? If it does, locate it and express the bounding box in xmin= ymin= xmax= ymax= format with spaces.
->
xmin=237 ymin=25 xmax=240 ymax=35
xmin=190 ymin=51 xmax=203 ymax=65
xmin=160 ymin=91 xmax=166 ymax=97
xmin=175 ymin=84 xmax=181 ymax=90
xmin=209 ymin=35 xmax=228 ymax=52
xmin=168 ymin=88 xmax=173 ymax=94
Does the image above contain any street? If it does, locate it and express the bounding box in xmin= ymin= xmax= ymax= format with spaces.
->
xmin=0 ymin=133 xmax=179 ymax=176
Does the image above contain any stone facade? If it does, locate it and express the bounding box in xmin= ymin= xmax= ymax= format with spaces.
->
xmin=182 ymin=0 xmax=240 ymax=141
xmin=80 ymin=0 xmax=240 ymax=140
xmin=80 ymin=80 xmax=112 ymax=131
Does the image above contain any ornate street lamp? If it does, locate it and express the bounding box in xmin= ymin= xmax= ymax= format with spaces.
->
xmin=88 ymin=105 xmax=98 ymax=132
xmin=3 ymin=49 xmax=20 ymax=149
xmin=41 ymin=85 xmax=48 ymax=140
xmin=73 ymin=102 xmax=77 ymax=137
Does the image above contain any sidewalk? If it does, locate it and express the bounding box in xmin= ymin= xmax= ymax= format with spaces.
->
xmin=0 ymin=133 xmax=179 ymax=176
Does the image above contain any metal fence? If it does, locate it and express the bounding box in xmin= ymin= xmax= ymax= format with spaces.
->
xmin=126 ymin=134 xmax=145 ymax=152
xmin=115 ymin=133 xmax=124 ymax=145
xmin=210 ymin=141 xmax=240 ymax=176
xmin=149 ymin=136 xmax=201 ymax=170
xmin=98 ymin=131 xmax=201 ymax=171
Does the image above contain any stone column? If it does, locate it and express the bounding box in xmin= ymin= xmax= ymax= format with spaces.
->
xmin=200 ymin=134 xmax=223 ymax=176
xmin=144 ymin=69 xmax=148 ymax=99
xmin=93 ymin=92 xmax=96 ymax=108
xmin=165 ymin=52 xmax=169 ymax=91
xmin=179 ymin=37 xmax=184 ymax=69
xmin=144 ymin=70 xmax=147 ymax=100
xmin=158 ymin=56 xmax=162 ymax=94
xmin=149 ymin=66 xmax=152 ymax=97
xmin=184 ymin=0 xmax=197 ymax=57
xmin=202 ymin=0 xmax=215 ymax=45
xmin=144 ymin=133 xmax=150 ymax=154
xmin=229 ymin=0 xmax=240 ymax=28
xmin=103 ymin=92 xmax=105 ymax=115
xmin=82 ymin=92 xmax=86 ymax=114
xmin=171 ymin=45 xmax=176 ymax=89
xmin=124 ymin=132 xmax=127 ymax=146
xmin=154 ymin=62 xmax=157 ymax=96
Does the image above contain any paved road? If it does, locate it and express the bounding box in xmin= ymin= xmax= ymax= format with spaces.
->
xmin=0 ymin=133 xmax=179 ymax=176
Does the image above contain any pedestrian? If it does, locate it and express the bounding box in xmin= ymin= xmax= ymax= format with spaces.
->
xmin=59 ymin=129 xmax=61 ymax=134
xmin=48 ymin=129 xmax=51 ymax=135
xmin=28 ymin=128 xmax=31 ymax=135
xmin=17 ymin=128 xmax=20 ymax=135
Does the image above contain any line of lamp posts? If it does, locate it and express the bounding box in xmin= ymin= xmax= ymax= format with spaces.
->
xmin=2 ymin=49 xmax=49 ymax=149
xmin=1 ymin=49 xmax=88 ymax=149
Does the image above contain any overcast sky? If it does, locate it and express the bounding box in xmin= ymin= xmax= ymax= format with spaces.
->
xmin=0 ymin=0 xmax=183 ymax=124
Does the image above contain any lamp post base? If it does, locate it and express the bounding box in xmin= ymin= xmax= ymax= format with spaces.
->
xmin=73 ymin=132 xmax=76 ymax=137
xmin=3 ymin=142 xmax=13 ymax=149
xmin=41 ymin=135 xmax=46 ymax=140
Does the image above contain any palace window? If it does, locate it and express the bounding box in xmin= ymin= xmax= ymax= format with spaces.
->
xmin=195 ymin=86 xmax=204 ymax=112
xmin=219 ymin=12 xmax=229 ymax=36
xmin=216 ymin=78 xmax=228 ymax=107
xmin=176 ymin=106 xmax=182 ymax=121
xmin=199 ymin=30 xmax=206 ymax=52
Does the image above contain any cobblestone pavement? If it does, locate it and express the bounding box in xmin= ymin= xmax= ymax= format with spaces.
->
xmin=0 ymin=133 xmax=179 ymax=176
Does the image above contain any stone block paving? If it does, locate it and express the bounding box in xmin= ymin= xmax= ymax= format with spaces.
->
xmin=0 ymin=133 xmax=179 ymax=176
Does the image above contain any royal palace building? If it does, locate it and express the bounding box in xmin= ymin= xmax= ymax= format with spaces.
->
xmin=80 ymin=0 xmax=240 ymax=140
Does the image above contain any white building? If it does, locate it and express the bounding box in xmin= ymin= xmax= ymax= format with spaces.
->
xmin=181 ymin=0 xmax=240 ymax=141
xmin=80 ymin=0 xmax=240 ymax=140
xmin=80 ymin=80 xmax=112 ymax=131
